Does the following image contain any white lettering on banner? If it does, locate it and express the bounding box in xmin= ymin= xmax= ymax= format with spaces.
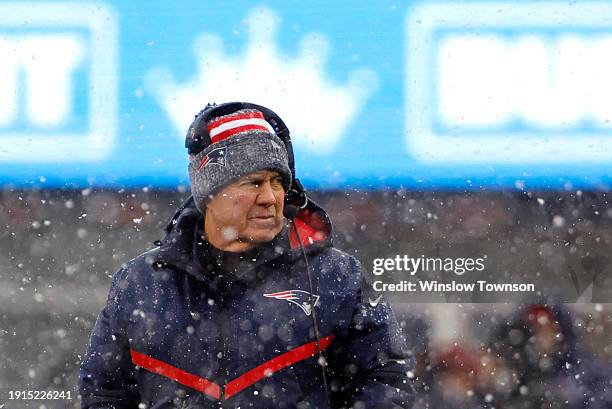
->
xmin=145 ymin=7 xmax=378 ymax=155
xmin=0 ymin=2 xmax=117 ymax=163
xmin=0 ymin=35 xmax=84 ymax=128
xmin=0 ymin=40 xmax=18 ymax=127
xmin=405 ymin=2 xmax=612 ymax=163
xmin=438 ymin=35 xmax=612 ymax=128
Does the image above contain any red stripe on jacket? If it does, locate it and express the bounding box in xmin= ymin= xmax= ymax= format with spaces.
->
xmin=130 ymin=349 xmax=221 ymax=399
xmin=130 ymin=333 xmax=335 ymax=401
xmin=225 ymin=334 xmax=335 ymax=399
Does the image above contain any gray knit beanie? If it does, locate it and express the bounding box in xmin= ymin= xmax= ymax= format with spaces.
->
xmin=188 ymin=109 xmax=292 ymax=212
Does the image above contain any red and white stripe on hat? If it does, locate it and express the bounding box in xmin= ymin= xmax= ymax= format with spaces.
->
xmin=207 ymin=110 xmax=275 ymax=144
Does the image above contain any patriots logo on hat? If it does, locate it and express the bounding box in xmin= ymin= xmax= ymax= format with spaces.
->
xmin=263 ymin=290 xmax=320 ymax=316
xmin=198 ymin=146 xmax=227 ymax=170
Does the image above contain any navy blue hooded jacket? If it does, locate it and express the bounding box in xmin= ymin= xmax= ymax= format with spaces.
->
xmin=79 ymin=197 xmax=415 ymax=408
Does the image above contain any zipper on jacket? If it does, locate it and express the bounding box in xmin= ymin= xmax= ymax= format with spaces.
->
xmin=223 ymin=336 xmax=229 ymax=407
xmin=218 ymin=308 xmax=230 ymax=408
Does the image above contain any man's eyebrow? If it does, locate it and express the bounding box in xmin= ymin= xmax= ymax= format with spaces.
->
xmin=244 ymin=172 xmax=279 ymax=180
xmin=239 ymin=173 xmax=266 ymax=182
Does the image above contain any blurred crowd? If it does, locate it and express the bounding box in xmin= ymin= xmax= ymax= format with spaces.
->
xmin=407 ymin=303 xmax=612 ymax=409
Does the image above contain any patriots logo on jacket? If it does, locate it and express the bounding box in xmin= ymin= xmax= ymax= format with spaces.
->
xmin=198 ymin=147 xmax=227 ymax=170
xmin=263 ymin=290 xmax=320 ymax=316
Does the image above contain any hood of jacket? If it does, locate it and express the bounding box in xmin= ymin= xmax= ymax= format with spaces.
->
xmin=153 ymin=195 xmax=333 ymax=283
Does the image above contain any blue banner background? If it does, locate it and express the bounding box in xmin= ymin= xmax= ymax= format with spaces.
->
xmin=0 ymin=0 xmax=610 ymax=190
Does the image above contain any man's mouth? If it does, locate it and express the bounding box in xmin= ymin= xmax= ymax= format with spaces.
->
xmin=251 ymin=215 xmax=275 ymax=220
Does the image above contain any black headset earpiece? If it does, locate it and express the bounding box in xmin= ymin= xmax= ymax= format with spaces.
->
xmin=185 ymin=102 xmax=308 ymax=215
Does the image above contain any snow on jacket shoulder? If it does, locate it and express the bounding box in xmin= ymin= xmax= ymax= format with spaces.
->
xmin=79 ymin=197 xmax=415 ymax=409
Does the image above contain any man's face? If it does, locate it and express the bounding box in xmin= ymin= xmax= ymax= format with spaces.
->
xmin=205 ymin=170 xmax=285 ymax=252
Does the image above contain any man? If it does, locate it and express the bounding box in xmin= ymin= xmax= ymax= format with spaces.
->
xmin=80 ymin=102 xmax=415 ymax=408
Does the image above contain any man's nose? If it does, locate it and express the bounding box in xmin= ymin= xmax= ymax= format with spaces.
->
xmin=256 ymin=181 xmax=277 ymax=205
